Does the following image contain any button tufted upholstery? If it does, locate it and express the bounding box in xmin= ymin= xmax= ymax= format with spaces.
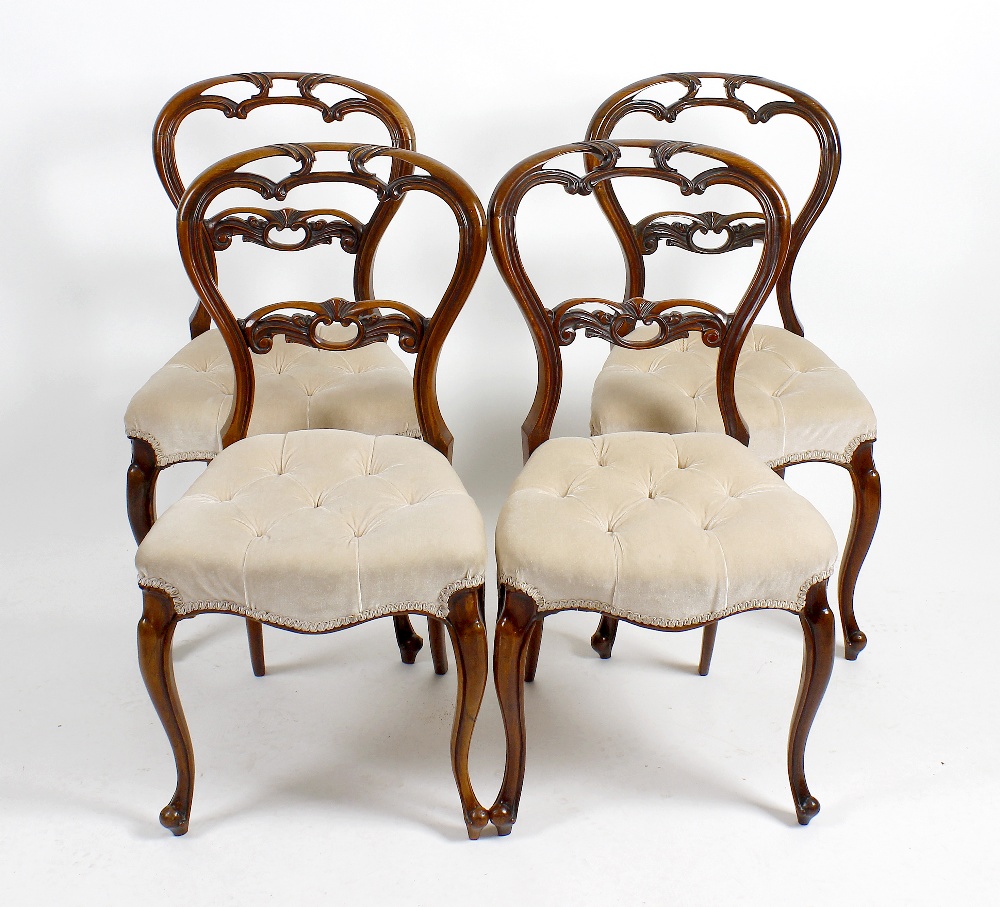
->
xmin=125 ymin=328 xmax=420 ymax=466
xmin=496 ymin=432 xmax=837 ymax=627
xmin=137 ymin=430 xmax=486 ymax=631
xmin=591 ymin=325 xmax=876 ymax=467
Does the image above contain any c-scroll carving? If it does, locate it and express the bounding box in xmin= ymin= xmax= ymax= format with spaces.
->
xmin=614 ymin=74 xmax=802 ymax=127
xmin=238 ymin=297 xmax=427 ymax=354
xmin=636 ymin=211 xmax=765 ymax=254
xmin=207 ymin=207 xmax=364 ymax=252
xmin=548 ymin=297 xmax=728 ymax=349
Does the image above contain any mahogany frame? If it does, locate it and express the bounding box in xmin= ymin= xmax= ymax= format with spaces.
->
xmin=137 ymin=142 xmax=491 ymax=838
xmin=132 ymin=75 xmax=429 ymax=673
xmin=488 ymin=138 xmax=835 ymax=831
xmin=586 ymin=73 xmax=877 ymax=662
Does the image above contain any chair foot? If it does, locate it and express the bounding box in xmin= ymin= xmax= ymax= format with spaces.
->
xmin=794 ymin=795 xmax=821 ymax=826
xmin=590 ymin=615 xmax=618 ymax=659
xmin=489 ymin=802 xmax=516 ymax=836
xmin=159 ymin=803 xmax=190 ymax=836
xmin=844 ymin=629 xmax=867 ymax=661
xmin=464 ymin=806 xmax=490 ymax=840
xmin=393 ymin=615 xmax=424 ymax=665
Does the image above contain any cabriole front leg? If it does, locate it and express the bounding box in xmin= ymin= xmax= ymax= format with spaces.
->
xmin=788 ymin=581 xmax=835 ymax=825
xmin=490 ymin=586 xmax=539 ymax=836
xmin=137 ymin=588 xmax=194 ymax=836
xmin=839 ymin=440 xmax=880 ymax=660
xmin=444 ymin=588 xmax=489 ymax=839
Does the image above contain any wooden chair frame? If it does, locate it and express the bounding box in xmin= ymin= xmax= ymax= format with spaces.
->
xmin=137 ymin=142 xmax=491 ymax=838
xmin=488 ymin=138 xmax=835 ymax=832
xmin=586 ymin=73 xmax=877 ymax=661
xmin=131 ymin=75 xmax=433 ymax=673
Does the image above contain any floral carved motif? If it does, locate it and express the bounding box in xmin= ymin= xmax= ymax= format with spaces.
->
xmin=207 ymin=207 xmax=363 ymax=253
xmin=239 ymin=297 xmax=427 ymax=354
xmin=548 ymin=297 xmax=728 ymax=349
xmin=637 ymin=211 xmax=765 ymax=254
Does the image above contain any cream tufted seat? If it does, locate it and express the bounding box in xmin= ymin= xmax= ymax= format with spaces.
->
xmin=138 ymin=429 xmax=485 ymax=632
xmin=497 ymin=432 xmax=836 ymax=627
xmin=126 ymin=329 xmax=419 ymax=467
xmin=592 ymin=325 xmax=876 ymax=468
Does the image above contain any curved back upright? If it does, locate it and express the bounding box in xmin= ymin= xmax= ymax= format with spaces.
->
xmin=177 ymin=142 xmax=486 ymax=459
xmin=154 ymin=73 xmax=417 ymax=334
xmin=489 ymin=139 xmax=791 ymax=460
xmin=587 ymin=73 xmax=839 ymax=336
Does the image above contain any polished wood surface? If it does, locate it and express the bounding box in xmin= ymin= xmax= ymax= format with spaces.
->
xmin=586 ymin=72 xmax=841 ymax=338
xmin=490 ymin=137 xmax=838 ymax=831
xmin=133 ymin=76 xmax=425 ymax=672
xmin=138 ymin=141 xmax=489 ymax=837
xmin=839 ymin=441 xmax=880 ymax=659
xmin=153 ymin=72 xmax=417 ymax=334
xmin=789 ymin=581 xmax=836 ymax=824
xmin=585 ymin=75 xmax=877 ymax=662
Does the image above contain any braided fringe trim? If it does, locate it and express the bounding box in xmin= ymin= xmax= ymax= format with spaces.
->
xmin=765 ymin=431 xmax=876 ymax=469
xmin=497 ymin=570 xmax=834 ymax=627
xmin=128 ymin=426 xmax=424 ymax=468
xmin=138 ymin=573 xmax=484 ymax=632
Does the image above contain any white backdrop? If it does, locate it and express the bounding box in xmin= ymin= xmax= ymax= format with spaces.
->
xmin=2 ymin=2 xmax=998 ymax=904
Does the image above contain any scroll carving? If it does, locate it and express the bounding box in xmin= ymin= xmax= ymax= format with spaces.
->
xmin=616 ymin=74 xmax=803 ymax=127
xmin=207 ymin=208 xmax=363 ymax=253
xmin=637 ymin=211 xmax=765 ymax=254
xmin=191 ymin=72 xmax=400 ymax=129
xmin=238 ymin=297 xmax=427 ymax=354
xmin=548 ymin=297 xmax=728 ymax=350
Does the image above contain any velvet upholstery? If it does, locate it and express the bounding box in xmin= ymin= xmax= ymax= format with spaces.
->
xmin=126 ymin=329 xmax=419 ymax=466
xmin=137 ymin=430 xmax=486 ymax=631
xmin=496 ymin=432 xmax=837 ymax=627
xmin=591 ymin=325 xmax=876 ymax=467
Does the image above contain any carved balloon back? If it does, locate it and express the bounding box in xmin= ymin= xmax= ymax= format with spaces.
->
xmin=586 ymin=73 xmax=840 ymax=336
xmin=177 ymin=142 xmax=486 ymax=459
xmin=154 ymin=73 xmax=418 ymax=333
xmin=488 ymin=139 xmax=791 ymax=458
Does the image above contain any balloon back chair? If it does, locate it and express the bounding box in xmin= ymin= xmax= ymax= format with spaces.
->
xmin=135 ymin=142 xmax=491 ymax=838
xmin=488 ymin=139 xmax=839 ymax=834
xmin=586 ymin=73 xmax=878 ymax=662
xmin=127 ymin=74 xmax=441 ymax=673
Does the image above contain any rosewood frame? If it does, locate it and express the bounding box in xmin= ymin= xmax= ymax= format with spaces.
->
xmin=586 ymin=73 xmax=877 ymax=662
xmin=134 ymin=75 xmax=426 ymax=671
xmin=489 ymin=138 xmax=835 ymax=830
xmin=138 ymin=142 xmax=490 ymax=837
